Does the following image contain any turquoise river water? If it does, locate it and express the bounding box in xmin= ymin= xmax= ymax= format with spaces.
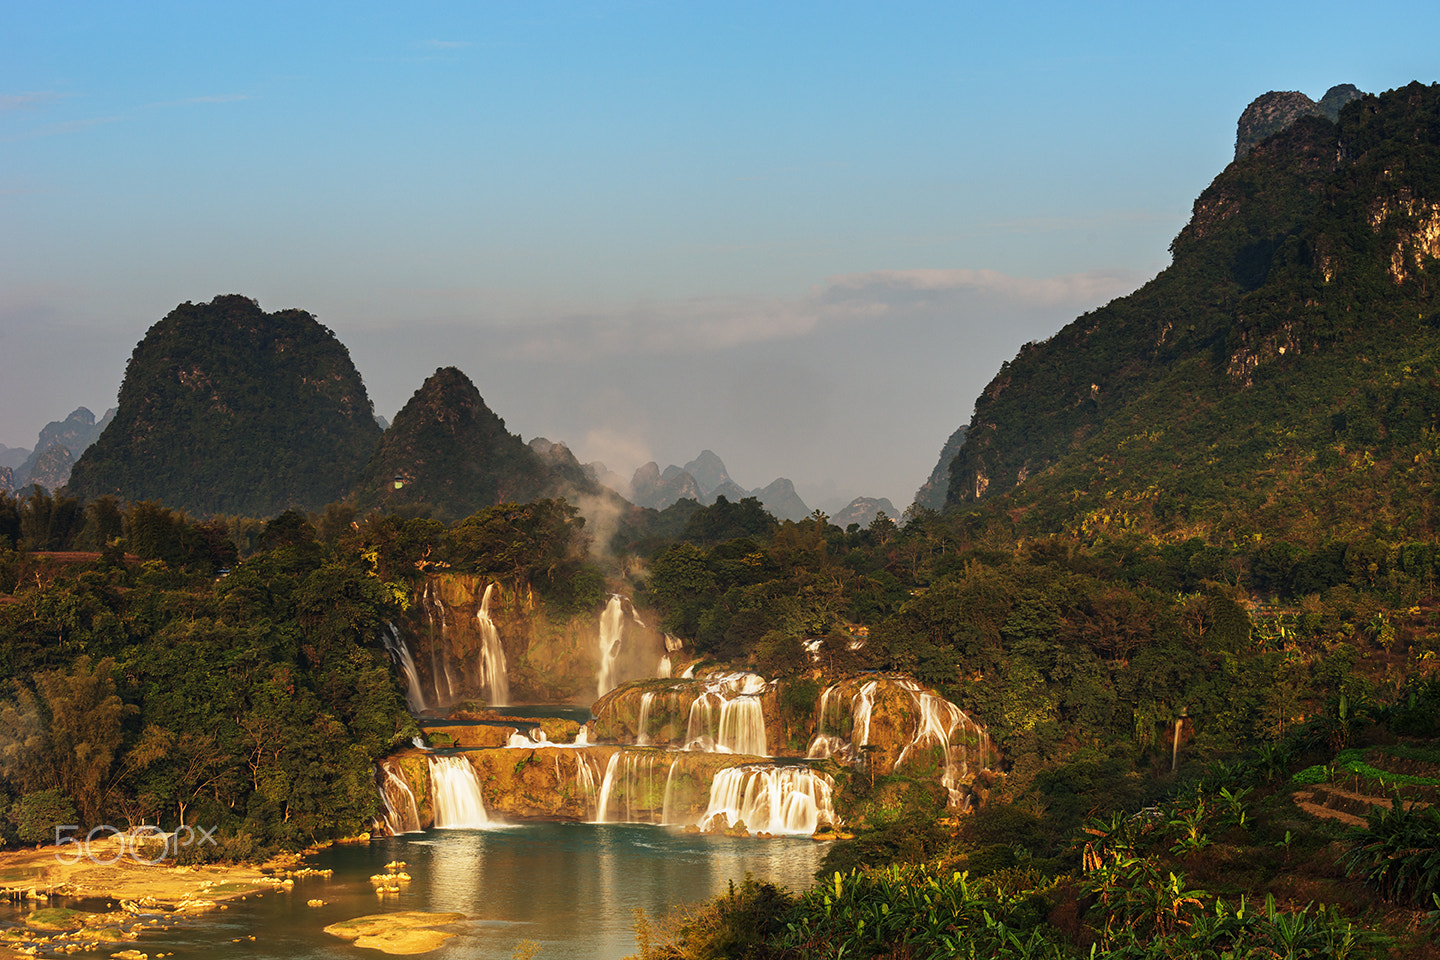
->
xmin=11 ymin=823 xmax=828 ymax=960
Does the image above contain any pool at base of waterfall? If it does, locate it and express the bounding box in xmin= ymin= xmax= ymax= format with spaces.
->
xmin=3 ymin=823 xmax=826 ymax=960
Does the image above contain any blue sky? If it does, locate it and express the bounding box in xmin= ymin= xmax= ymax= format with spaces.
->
xmin=4 ymin=1 xmax=1437 ymax=511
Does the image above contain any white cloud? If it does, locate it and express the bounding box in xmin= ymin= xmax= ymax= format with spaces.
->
xmin=490 ymin=267 xmax=1143 ymax=362
xmin=0 ymin=92 xmax=67 ymax=112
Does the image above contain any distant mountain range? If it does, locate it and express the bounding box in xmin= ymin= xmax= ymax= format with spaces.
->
xmin=580 ymin=448 xmax=891 ymax=526
xmin=36 ymin=296 xmax=887 ymax=527
xmin=0 ymin=407 xmax=114 ymax=495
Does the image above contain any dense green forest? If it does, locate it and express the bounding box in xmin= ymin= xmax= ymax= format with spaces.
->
xmin=66 ymin=295 xmax=383 ymax=517
xmin=0 ymin=489 xmax=612 ymax=855
xmin=2 ymin=482 xmax=1439 ymax=954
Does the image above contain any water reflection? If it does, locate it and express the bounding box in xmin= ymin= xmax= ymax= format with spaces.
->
xmin=6 ymin=823 xmax=824 ymax=960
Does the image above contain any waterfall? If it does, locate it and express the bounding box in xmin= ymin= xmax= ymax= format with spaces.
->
xmin=805 ymin=682 xmax=855 ymax=762
xmin=684 ymin=672 xmax=769 ymax=756
xmin=594 ymin=750 xmax=671 ymax=824
xmin=422 ymin=581 xmax=456 ymax=704
xmin=636 ymin=692 xmax=658 ymax=746
xmin=893 ymin=683 xmax=990 ymax=807
xmin=476 ymin=583 xmax=511 ymax=707
xmin=804 ymin=676 xmax=990 ymax=809
xmin=657 ymin=655 xmax=671 ymax=678
xmin=560 ymin=752 xmax=604 ymax=821
xmin=596 ymin=595 xmax=626 ymax=699
xmin=507 ymin=728 xmax=549 ymax=748
xmin=375 ymin=759 xmax=422 ymax=835
xmin=699 ymin=766 xmax=835 ymax=836
xmin=382 ymin=624 xmax=427 ymax=714
xmin=429 ymin=755 xmax=492 ymax=828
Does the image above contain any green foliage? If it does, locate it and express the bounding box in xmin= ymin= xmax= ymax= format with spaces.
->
xmin=942 ymin=84 xmax=1440 ymax=552
xmin=8 ymin=788 xmax=77 ymax=844
xmin=1340 ymin=798 xmax=1440 ymax=906
xmin=351 ymin=367 xmax=599 ymax=521
xmin=67 ymin=295 xmax=382 ymax=516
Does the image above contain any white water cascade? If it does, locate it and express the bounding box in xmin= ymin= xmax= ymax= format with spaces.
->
xmin=421 ymin=580 xmax=457 ymax=705
xmin=476 ymin=583 xmax=511 ymax=707
xmin=375 ymin=759 xmax=422 ymax=835
xmin=429 ymin=755 xmax=493 ymax=828
xmin=699 ymin=766 xmax=836 ymax=836
xmin=685 ymin=672 xmax=769 ymax=756
xmin=806 ymin=676 xmax=990 ymax=808
xmin=596 ymin=595 xmax=627 ymax=698
xmin=594 ymin=749 xmax=671 ymax=824
xmin=382 ymin=624 xmax=427 ymax=714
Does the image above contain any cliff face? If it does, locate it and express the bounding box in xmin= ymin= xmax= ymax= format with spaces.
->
xmin=913 ymin=426 xmax=966 ymax=512
xmin=393 ymin=573 xmax=667 ymax=706
xmin=944 ymin=82 xmax=1440 ymax=544
xmin=67 ymin=295 xmax=381 ymax=515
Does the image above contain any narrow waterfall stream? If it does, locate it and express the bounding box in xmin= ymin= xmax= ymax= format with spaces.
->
xmin=475 ymin=583 xmax=510 ymax=707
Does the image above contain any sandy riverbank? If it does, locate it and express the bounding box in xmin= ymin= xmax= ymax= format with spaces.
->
xmin=0 ymin=837 xmax=308 ymax=959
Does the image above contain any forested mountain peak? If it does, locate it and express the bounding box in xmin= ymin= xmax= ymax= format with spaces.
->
xmin=351 ymin=366 xmax=599 ymax=519
xmin=945 ymin=81 xmax=1440 ymax=546
xmin=66 ymin=294 xmax=381 ymax=516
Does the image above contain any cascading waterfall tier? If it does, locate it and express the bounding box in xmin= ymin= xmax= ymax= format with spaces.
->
xmin=699 ymin=765 xmax=836 ymax=836
xmin=429 ymin=755 xmax=493 ymax=828
xmin=684 ymin=672 xmax=769 ymax=755
xmin=596 ymin=595 xmax=628 ymax=698
xmin=806 ymin=675 xmax=993 ymax=809
xmin=594 ymin=670 xmax=771 ymax=755
xmin=372 ymin=672 xmax=987 ymax=836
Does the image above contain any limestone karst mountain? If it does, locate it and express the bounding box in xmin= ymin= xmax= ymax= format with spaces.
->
xmin=11 ymin=406 xmax=113 ymax=493
xmin=623 ymin=450 xmax=814 ymax=522
xmin=913 ymin=426 xmax=966 ymax=512
xmin=352 ymin=367 xmax=601 ymax=519
xmin=942 ymin=82 xmax=1440 ymax=545
xmin=67 ymin=295 xmax=381 ymax=515
xmin=831 ymin=496 xmax=898 ymax=530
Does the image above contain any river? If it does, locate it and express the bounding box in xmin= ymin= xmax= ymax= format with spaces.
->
xmin=30 ymin=823 xmax=827 ymax=960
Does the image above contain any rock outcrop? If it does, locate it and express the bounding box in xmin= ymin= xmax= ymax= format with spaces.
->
xmin=13 ymin=407 xmax=113 ymax=492
xmin=1234 ymin=83 xmax=1363 ymax=159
